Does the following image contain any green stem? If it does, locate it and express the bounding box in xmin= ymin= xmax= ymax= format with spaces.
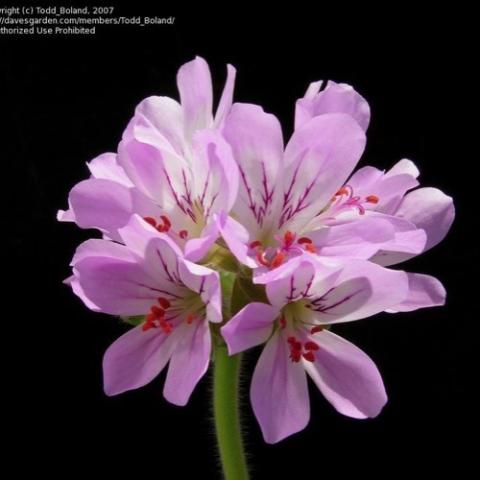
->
xmin=213 ymin=344 xmax=249 ymax=480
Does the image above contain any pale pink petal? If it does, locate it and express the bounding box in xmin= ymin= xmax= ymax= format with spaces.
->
xmin=295 ymin=80 xmax=370 ymax=131
xmin=184 ymin=219 xmax=220 ymax=262
xmin=135 ymin=96 xmax=185 ymax=155
xmin=386 ymin=273 xmax=446 ymax=312
xmin=73 ymin=255 xmax=161 ymax=316
xmin=281 ymin=114 xmax=366 ymax=231
xmin=103 ymin=325 xmax=178 ymax=396
xmin=223 ymin=103 xmax=284 ymax=236
xmin=178 ymin=259 xmax=222 ymax=323
xmin=396 ymin=187 xmax=455 ymax=251
xmin=214 ymin=64 xmax=237 ymax=127
xmin=307 ymin=217 xmax=395 ymax=259
xmin=163 ymin=320 xmax=212 ymax=406
xmin=308 ymin=259 xmax=409 ymax=324
xmin=87 ymin=152 xmax=133 ymax=187
xmin=304 ymin=330 xmax=387 ymax=418
xmin=67 ymin=178 xmax=160 ymax=241
xmin=221 ymin=302 xmax=279 ymax=355
xmin=251 ymin=333 xmax=310 ymax=443
xmin=217 ymin=212 xmax=257 ymax=268
xmin=177 ymin=56 xmax=214 ymax=141
xmin=191 ymin=129 xmax=239 ymax=218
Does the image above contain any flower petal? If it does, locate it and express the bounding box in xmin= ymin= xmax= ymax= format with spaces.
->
xmin=386 ymin=273 xmax=446 ymax=312
xmin=295 ymin=80 xmax=370 ymax=131
xmin=73 ymin=255 xmax=161 ymax=315
xmin=307 ymin=217 xmax=396 ymax=259
xmin=251 ymin=333 xmax=310 ymax=443
xmin=223 ymin=103 xmax=284 ymax=236
xmin=396 ymin=187 xmax=455 ymax=251
xmin=191 ymin=129 xmax=240 ymax=218
xmin=135 ymin=96 xmax=185 ymax=156
xmin=304 ymin=330 xmax=387 ymax=418
xmin=214 ymin=64 xmax=236 ymax=127
xmin=177 ymin=56 xmax=214 ymax=142
xmin=307 ymin=258 xmax=409 ymax=324
xmin=66 ymin=178 xmax=160 ymax=241
xmin=221 ymin=302 xmax=279 ymax=355
xmin=163 ymin=319 xmax=211 ymax=406
xmin=281 ymin=114 xmax=366 ymax=231
xmin=178 ymin=259 xmax=222 ymax=323
xmin=87 ymin=152 xmax=134 ymax=187
xmin=103 ymin=325 xmax=177 ymax=396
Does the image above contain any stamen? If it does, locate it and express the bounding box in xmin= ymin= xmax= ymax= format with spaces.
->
xmin=143 ymin=216 xmax=157 ymax=227
xmin=279 ymin=316 xmax=286 ymax=329
xmin=256 ymin=250 xmax=270 ymax=267
xmin=157 ymin=297 xmax=171 ymax=309
xmin=179 ymin=230 xmax=188 ymax=239
xmin=157 ymin=215 xmax=171 ymax=232
xmin=366 ymin=194 xmax=379 ymax=204
xmin=302 ymin=351 xmax=316 ymax=362
xmin=335 ymin=187 xmax=349 ymax=196
xmin=150 ymin=305 xmax=165 ymax=318
xmin=297 ymin=237 xmax=313 ymax=244
xmin=310 ymin=325 xmax=324 ymax=334
xmin=304 ymin=243 xmax=316 ymax=253
xmin=249 ymin=240 xmax=262 ymax=249
xmin=271 ymin=250 xmax=285 ymax=268
xmin=186 ymin=313 xmax=195 ymax=324
xmin=283 ymin=231 xmax=295 ymax=248
xmin=304 ymin=341 xmax=319 ymax=351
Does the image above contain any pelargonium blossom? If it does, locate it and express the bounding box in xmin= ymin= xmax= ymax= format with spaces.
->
xmin=67 ymin=215 xmax=221 ymax=405
xmin=58 ymin=56 xmax=239 ymax=261
xmin=59 ymin=57 xmax=454 ymax=470
xmin=221 ymin=254 xmax=446 ymax=443
xmin=215 ymin=81 xmax=454 ymax=274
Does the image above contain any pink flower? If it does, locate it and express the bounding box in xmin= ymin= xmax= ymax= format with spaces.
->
xmin=58 ymin=56 xmax=239 ymax=261
xmin=67 ymin=215 xmax=221 ymax=405
xmin=221 ymin=254 xmax=446 ymax=443
xmin=217 ymin=81 xmax=453 ymax=273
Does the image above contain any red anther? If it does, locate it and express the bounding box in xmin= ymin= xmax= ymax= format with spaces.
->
xmin=336 ymin=187 xmax=349 ymax=196
xmin=293 ymin=341 xmax=302 ymax=351
xmin=179 ymin=230 xmax=188 ymax=239
xmin=146 ymin=312 xmax=156 ymax=322
xmin=157 ymin=297 xmax=171 ymax=309
xmin=186 ymin=313 xmax=195 ymax=325
xmin=143 ymin=216 xmax=157 ymax=227
xmin=304 ymin=243 xmax=317 ymax=253
xmin=280 ymin=317 xmax=286 ymax=329
xmin=302 ymin=351 xmax=316 ymax=362
xmin=366 ymin=194 xmax=379 ymax=204
xmin=151 ymin=305 xmax=165 ymax=318
xmin=287 ymin=336 xmax=296 ymax=344
xmin=256 ymin=250 xmax=270 ymax=267
xmin=297 ymin=237 xmax=313 ymax=244
xmin=271 ymin=250 xmax=286 ymax=268
xmin=304 ymin=341 xmax=320 ymax=351
xmin=142 ymin=321 xmax=154 ymax=331
xmin=160 ymin=215 xmax=171 ymax=229
xmin=310 ymin=325 xmax=324 ymax=334
xmin=159 ymin=319 xmax=173 ymax=334
xmin=249 ymin=240 xmax=262 ymax=249
xmin=290 ymin=350 xmax=301 ymax=362
xmin=284 ymin=230 xmax=295 ymax=247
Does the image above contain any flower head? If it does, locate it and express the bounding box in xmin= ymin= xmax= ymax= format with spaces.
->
xmin=221 ymin=254 xmax=445 ymax=442
xmin=68 ymin=215 xmax=221 ymax=405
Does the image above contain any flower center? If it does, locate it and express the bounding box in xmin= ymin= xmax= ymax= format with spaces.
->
xmin=142 ymin=293 xmax=205 ymax=333
xmin=324 ymin=185 xmax=379 ymax=216
xmin=249 ymin=230 xmax=316 ymax=268
xmin=278 ymin=302 xmax=326 ymax=363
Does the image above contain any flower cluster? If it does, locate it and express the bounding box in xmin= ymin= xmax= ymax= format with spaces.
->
xmin=59 ymin=57 xmax=454 ymax=443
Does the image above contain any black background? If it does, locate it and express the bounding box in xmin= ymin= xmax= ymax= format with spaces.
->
xmin=4 ymin=3 xmax=476 ymax=478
